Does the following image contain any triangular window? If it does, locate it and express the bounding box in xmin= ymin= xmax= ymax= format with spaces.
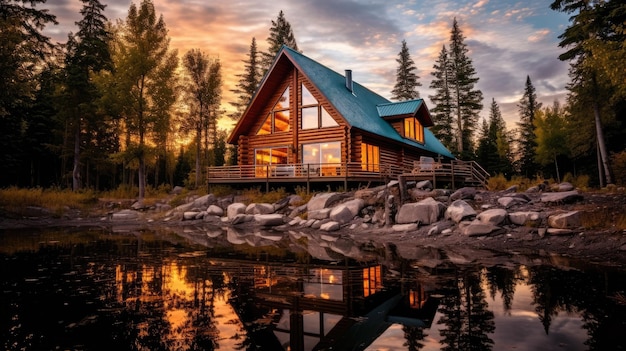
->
xmin=300 ymin=83 xmax=339 ymax=129
xmin=256 ymin=86 xmax=291 ymax=135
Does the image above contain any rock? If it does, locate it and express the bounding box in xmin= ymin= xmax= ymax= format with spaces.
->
xmin=450 ymin=187 xmax=476 ymax=201
xmin=309 ymin=208 xmax=331 ymax=220
xmin=307 ymin=192 xmax=343 ymax=211
xmin=541 ymin=190 xmax=583 ymax=204
xmin=497 ymin=196 xmax=528 ymax=209
xmin=396 ymin=197 xmax=445 ymax=225
xmin=444 ymin=200 xmax=477 ymax=223
xmin=330 ymin=206 xmax=355 ymax=224
xmin=476 ymin=208 xmax=508 ymax=225
xmin=547 ymin=228 xmax=574 ymax=235
xmin=192 ymin=194 xmax=216 ymax=208
xmin=206 ymin=205 xmax=223 ymax=216
xmin=254 ymin=214 xmax=285 ymax=226
xmin=502 ymin=185 xmax=518 ymax=193
xmin=548 ymin=211 xmax=581 ymax=229
xmin=508 ymin=211 xmax=541 ymax=226
xmin=392 ymin=223 xmax=418 ymax=232
xmin=231 ymin=213 xmax=253 ymax=225
xmin=245 ymin=203 xmax=274 ymax=215
xmin=556 ymin=182 xmax=575 ymax=192
xmin=111 ymin=209 xmax=138 ymax=221
xmin=461 ymin=222 xmax=503 ymax=237
xmin=320 ymin=221 xmax=340 ymax=231
xmin=227 ymin=203 xmax=247 ymax=220
xmin=415 ymin=180 xmax=432 ymax=190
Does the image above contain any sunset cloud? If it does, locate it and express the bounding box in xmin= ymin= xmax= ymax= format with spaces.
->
xmin=44 ymin=0 xmax=571 ymax=130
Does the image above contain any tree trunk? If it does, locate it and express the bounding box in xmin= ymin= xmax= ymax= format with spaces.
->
xmin=72 ymin=124 xmax=81 ymax=191
xmin=195 ymin=127 xmax=201 ymax=188
xmin=592 ymin=102 xmax=612 ymax=186
xmin=554 ymin=154 xmax=560 ymax=183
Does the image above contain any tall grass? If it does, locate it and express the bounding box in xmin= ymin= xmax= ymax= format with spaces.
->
xmin=0 ymin=187 xmax=98 ymax=217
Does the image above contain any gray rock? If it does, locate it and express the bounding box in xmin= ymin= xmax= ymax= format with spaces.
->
xmin=445 ymin=200 xmax=477 ymax=223
xmin=254 ymin=214 xmax=285 ymax=226
xmin=396 ymin=197 xmax=445 ymax=225
xmin=497 ymin=196 xmax=528 ymax=209
xmin=548 ymin=211 xmax=581 ymax=229
xmin=206 ymin=205 xmax=223 ymax=216
xmin=309 ymin=208 xmax=331 ymax=220
xmin=307 ymin=192 xmax=343 ymax=211
xmin=245 ymin=203 xmax=274 ymax=215
xmin=476 ymin=208 xmax=508 ymax=225
xmin=111 ymin=209 xmax=138 ymax=221
xmin=508 ymin=211 xmax=541 ymax=226
xmin=461 ymin=222 xmax=503 ymax=237
xmin=320 ymin=221 xmax=340 ymax=231
xmin=541 ymin=190 xmax=583 ymax=204
xmin=450 ymin=187 xmax=476 ymax=201
xmin=227 ymin=203 xmax=247 ymax=220
xmin=392 ymin=223 xmax=418 ymax=232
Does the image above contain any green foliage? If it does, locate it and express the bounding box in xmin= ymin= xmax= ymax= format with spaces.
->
xmin=230 ymin=37 xmax=261 ymax=119
xmin=261 ymin=10 xmax=299 ymax=74
xmin=516 ymin=76 xmax=542 ymax=178
xmin=391 ymin=40 xmax=421 ymax=101
xmin=429 ymin=45 xmax=455 ymax=150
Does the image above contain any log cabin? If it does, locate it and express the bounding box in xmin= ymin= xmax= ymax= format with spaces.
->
xmin=209 ymin=45 xmax=485 ymax=191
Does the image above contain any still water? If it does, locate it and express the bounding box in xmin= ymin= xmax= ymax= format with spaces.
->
xmin=1 ymin=225 xmax=625 ymax=351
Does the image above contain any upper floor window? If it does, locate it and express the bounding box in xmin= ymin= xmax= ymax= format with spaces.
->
xmin=301 ymin=84 xmax=338 ymax=129
xmin=361 ymin=142 xmax=379 ymax=172
xmin=257 ymin=87 xmax=290 ymax=135
xmin=404 ymin=117 xmax=424 ymax=143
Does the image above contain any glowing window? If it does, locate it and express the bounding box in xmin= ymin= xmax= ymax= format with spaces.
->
xmin=361 ymin=142 xmax=380 ymax=172
xmin=256 ymin=87 xmax=290 ymax=135
xmin=300 ymin=83 xmax=338 ymax=129
xmin=404 ymin=117 xmax=424 ymax=143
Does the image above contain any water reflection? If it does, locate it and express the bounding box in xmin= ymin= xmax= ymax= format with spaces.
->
xmin=1 ymin=226 xmax=625 ymax=350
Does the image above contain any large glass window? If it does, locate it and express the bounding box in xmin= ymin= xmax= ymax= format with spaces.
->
xmin=257 ymin=87 xmax=290 ymax=135
xmin=302 ymin=142 xmax=341 ymax=176
xmin=404 ymin=117 xmax=424 ymax=143
xmin=300 ymin=84 xmax=338 ymax=129
xmin=361 ymin=142 xmax=380 ymax=172
xmin=255 ymin=147 xmax=288 ymax=177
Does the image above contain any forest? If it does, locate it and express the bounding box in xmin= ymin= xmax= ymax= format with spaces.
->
xmin=1 ymin=0 xmax=625 ymax=199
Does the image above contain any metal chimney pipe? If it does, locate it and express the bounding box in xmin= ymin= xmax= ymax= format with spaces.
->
xmin=345 ymin=69 xmax=353 ymax=92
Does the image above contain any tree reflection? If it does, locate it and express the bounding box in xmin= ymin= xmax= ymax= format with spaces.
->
xmin=437 ymin=268 xmax=495 ymax=351
xmin=484 ymin=265 xmax=522 ymax=313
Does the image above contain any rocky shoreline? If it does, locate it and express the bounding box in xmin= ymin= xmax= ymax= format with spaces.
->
xmin=2 ymin=182 xmax=626 ymax=266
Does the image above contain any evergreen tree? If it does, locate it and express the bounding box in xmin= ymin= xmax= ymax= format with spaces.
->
xmin=391 ymin=39 xmax=421 ymax=101
xmin=550 ymin=0 xmax=618 ymax=186
xmin=181 ymin=49 xmax=221 ymax=188
xmin=429 ymin=45 xmax=455 ymax=150
xmin=112 ymin=0 xmax=178 ymax=199
xmin=448 ymin=18 xmax=483 ymax=158
xmin=59 ymin=0 xmax=112 ymax=191
xmin=0 ymin=0 xmax=57 ymax=186
xmin=477 ymin=99 xmax=511 ymax=176
xmin=230 ymin=37 xmax=261 ymax=120
xmin=261 ymin=10 xmax=299 ymax=74
xmin=534 ymin=101 xmax=569 ymax=182
xmin=516 ymin=76 xmax=542 ymax=178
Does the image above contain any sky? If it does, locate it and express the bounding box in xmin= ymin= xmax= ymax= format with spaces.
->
xmin=43 ymin=0 xmax=572 ymax=131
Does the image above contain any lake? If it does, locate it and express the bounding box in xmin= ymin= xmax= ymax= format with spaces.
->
xmin=1 ymin=224 xmax=625 ymax=350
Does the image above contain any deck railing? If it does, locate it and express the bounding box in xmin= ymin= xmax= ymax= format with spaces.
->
xmin=409 ymin=159 xmax=490 ymax=188
xmin=207 ymin=162 xmax=400 ymax=181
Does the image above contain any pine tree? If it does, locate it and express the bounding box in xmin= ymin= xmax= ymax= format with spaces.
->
xmin=534 ymin=101 xmax=568 ymax=182
xmin=448 ymin=18 xmax=483 ymax=158
xmin=477 ymin=99 xmax=511 ymax=176
xmin=516 ymin=75 xmax=541 ymax=178
xmin=429 ymin=45 xmax=455 ymax=150
xmin=391 ymin=39 xmax=421 ymax=101
xmin=60 ymin=0 xmax=112 ymax=191
xmin=230 ymin=37 xmax=261 ymax=120
xmin=261 ymin=10 xmax=299 ymax=75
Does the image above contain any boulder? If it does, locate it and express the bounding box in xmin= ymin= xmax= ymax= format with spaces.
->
xmin=497 ymin=196 xmax=528 ymax=209
xmin=450 ymin=187 xmax=476 ymax=201
xmin=111 ymin=209 xmax=138 ymax=221
xmin=541 ymin=190 xmax=583 ymax=204
xmin=320 ymin=221 xmax=340 ymax=231
xmin=460 ymin=222 xmax=503 ymax=237
xmin=309 ymin=208 xmax=331 ymax=220
xmin=548 ymin=211 xmax=581 ymax=229
xmin=254 ymin=214 xmax=285 ymax=226
xmin=206 ymin=205 xmax=223 ymax=216
xmin=227 ymin=203 xmax=247 ymax=220
xmin=245 ymin=203 xmax=274 ymax=215
xmin=307 ymin=192 xmax=343 ymax=211
xmin=508 ymin=211 xmax=541 ymax=226
xmin=476 ymin=208 xmax=508 ymax=225
xmin=396 ymin=197 xmax=445 ymax=225
xmin=444 ymin=200 xmax=477 ymax=223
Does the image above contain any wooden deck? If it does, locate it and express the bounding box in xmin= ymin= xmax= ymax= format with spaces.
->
xmin=207 ymin=160 xmax=489 ymax=193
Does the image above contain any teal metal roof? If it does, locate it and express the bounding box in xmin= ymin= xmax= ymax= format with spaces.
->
xmin=376 ymin=99 xmax=424 ymax=117
xmin=281 ymin=46 xmax=455 ymax=159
